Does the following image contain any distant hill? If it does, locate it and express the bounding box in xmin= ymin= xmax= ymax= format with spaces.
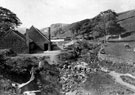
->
xmin=41 ymin=19 xmax=91 ymax=38
xmin=41 ymin=23 xmax=71 ymax=38
xmin=41 ymin=9 xmax=135 ymax=39
xmin=40 ymin=27 xmax=49 ymax=37
xmin=16 ymin=27 xmax=27 ymax=34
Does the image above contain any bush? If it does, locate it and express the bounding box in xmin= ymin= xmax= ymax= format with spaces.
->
xmin=0 ymin=49 xmax=17 ymax=57
xmin=0 ymin=55 xmax=61 ymax=95
xmin=57 ymin=51 xmax=78 ymax=62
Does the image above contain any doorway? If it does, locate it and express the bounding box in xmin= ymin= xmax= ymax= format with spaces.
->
xmin=44 ymin=43 xmax=48 ymax=51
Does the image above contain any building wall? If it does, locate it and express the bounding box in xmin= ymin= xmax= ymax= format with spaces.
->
xmin=29 ymin=42 xmax=43 ymax=53
xmin=0 ymin=32 xmax=28 ymax=53
xmin=26 ymin=27 xmax=51 ymax=52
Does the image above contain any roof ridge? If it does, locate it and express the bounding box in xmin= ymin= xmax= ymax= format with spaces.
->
xmin=31 ymin=26 xmax=50 ymax=42
xmin=3 ymin=30 xmax=26 ymax=41
xmin=13 ymin=30 xmax=26 ymax=40
xmin=0 ymin=30 xmax=11 ymax=40
xmin=35 ymin=27 xmax=49 ymax=39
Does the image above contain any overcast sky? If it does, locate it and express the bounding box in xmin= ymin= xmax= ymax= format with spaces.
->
xmin=1 ymin=0 xmax=135 ymax=29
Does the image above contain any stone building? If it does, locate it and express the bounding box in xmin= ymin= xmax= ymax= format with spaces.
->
xmin=26 ymin=26 xmax=51 ymax=53
xmin=0 ymin=30 xmax=28 ymax=53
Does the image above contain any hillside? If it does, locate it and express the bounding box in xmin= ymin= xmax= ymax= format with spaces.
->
xmin=41 ymin=23 xmax=70 ymax=38
xmin=41 ymin=19 xmax=91 ymax=38
xmin=42 ymin=9 xmax=135 ymax=39
xmin=118 ymin=9 xmax=135 ymax=32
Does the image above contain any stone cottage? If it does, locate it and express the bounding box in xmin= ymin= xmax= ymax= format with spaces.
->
xmin=26 ymin=26 xmax=51 ymax=53
xmin=0 ymin=30 xmax=28 ymax=53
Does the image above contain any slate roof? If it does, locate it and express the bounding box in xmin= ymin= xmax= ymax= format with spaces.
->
xmin=13 ymin=30 xmax=26 ymax=40
xmin=28 ymin=26 xmax=50 ymax=43
xmin=1 ymin=30 xmax=26 ymax=41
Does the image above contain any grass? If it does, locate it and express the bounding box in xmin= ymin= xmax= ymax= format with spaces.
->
xmin=104 ymin=42 xmax=135 ymax=64
xmin=0 ymin=53 xmax=60 ymax=95
xmin=118 ymin=9 xmax=135 ymax=33
xmin=119 ymin=17 xmax=135 ymax=32
xmin=118 ymin=10 xmax=135 ymax=21
xmin=82 ymin=71 xmax=135 ymax=95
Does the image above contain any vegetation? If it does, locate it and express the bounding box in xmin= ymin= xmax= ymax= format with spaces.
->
xmin=58 ymin=39 xmax=135 ymax=94
xmin=1 ymin=39 xmax=135 ymax=95
xmin=1 ymin=7 xmax=135 ymax=95
xmin=56 ymin=40 xmax=102 ymax=94
xmin=50 ymin=9 xmax=126 ymax=40
xmin=0 ymin=7 xmax=21 ymax=37
xmin=0 ymin=51 xmax=60 ymax=95
xmin=76 ymin=10 xmax=125 ymax=39
xmin=57 ymin=50 xmax=78 ymax=62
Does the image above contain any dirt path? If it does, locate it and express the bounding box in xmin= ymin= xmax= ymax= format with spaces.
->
xmin=18 ymin=50 xmax=61 ymax=64
xmin=44 ymin=50 xmax=61 ymax=64
xmin=101 ymin=67 xmax=135 ymax=92
xmin=98 ymin=44 xmax=135 ymax=92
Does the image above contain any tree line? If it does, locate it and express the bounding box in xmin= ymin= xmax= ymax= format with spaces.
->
xmin=70 ymin=9 xmax=125 ymax=39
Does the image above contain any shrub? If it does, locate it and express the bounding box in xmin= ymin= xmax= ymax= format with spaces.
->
xmin=0 ymin=49 xmax=17 ymax=57
xmin=57 ymin=51 xmax=78 ymax=62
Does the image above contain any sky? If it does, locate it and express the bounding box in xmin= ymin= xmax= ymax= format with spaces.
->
xmin=1 ymin=0 xmax=135 ymax=29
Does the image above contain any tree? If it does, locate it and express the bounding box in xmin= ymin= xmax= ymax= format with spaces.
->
xmin=92 ymin=9 xmax=125 ymax=37
xmin=106 ymin=20 xmax=125 ymax=35
xmin=0 ymin=7 xmax=21 ymax=36
xmin=92 ymin=22 xmax=105 ymax=37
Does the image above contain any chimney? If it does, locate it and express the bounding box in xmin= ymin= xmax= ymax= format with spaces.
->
xmin=48 ymin=27 xmax=51 ymax=51
xmin=48 ymin=27 xmax=51 ymax=41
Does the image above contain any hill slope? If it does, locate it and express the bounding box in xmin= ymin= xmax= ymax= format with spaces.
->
xmin=41 ymin=9 xmax=135 ymax=38
xmin=118 ymin=9 xmax=135 ymax=32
